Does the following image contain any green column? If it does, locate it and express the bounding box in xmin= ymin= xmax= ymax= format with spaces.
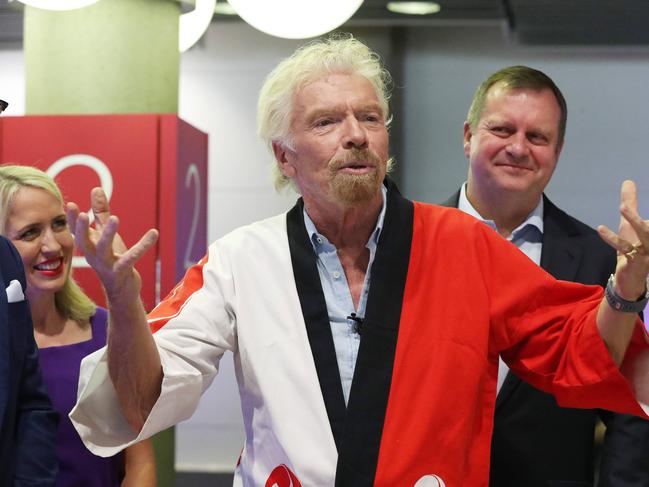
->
xmin=24 ymin=0 xmax=179 ymax=114
xmin=23 ymin=1 xmax=179 ymax=486
xmin=152 ymin=427 xmax=176 ymax=487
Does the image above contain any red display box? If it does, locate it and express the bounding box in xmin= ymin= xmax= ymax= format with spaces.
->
xmin=0 ymin=114 xmax=208 ymax=311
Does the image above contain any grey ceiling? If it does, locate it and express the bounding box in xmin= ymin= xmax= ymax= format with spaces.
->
xmin=0 ymin=0 xmax=22 ymax=43
xmin=2 ymin=0 xmax=649 ymax=45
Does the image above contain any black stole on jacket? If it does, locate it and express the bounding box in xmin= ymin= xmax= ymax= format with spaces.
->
xmin=286 ymin=179 xmax=414 ymax=486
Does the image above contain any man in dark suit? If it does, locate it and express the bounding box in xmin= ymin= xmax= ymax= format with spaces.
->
xmin=0 ymin=234 xmax=58 ymax=484
xmin=443 ymin=66 xmax=649 ymax=487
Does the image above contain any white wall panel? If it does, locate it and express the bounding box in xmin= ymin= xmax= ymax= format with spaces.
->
xmin=0 ymin=49 xmax=25 ymax=115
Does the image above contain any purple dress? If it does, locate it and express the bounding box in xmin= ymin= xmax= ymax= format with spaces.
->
xmin=39 ymin=307 xmax=125 ymax=486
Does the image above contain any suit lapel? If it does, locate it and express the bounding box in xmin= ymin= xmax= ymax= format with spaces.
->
xmin=539 ymin=196 xmax=583 ymax=282
xmin=495 ymin=370 xmax=521 ymax=409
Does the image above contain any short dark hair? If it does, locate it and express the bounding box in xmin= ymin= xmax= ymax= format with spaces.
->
xmin=467 ymin=66 xmax=567 ymax=147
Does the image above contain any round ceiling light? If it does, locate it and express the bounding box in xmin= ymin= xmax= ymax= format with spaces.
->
xmin=387 ymin=1 xmax=441 ymax=15
xmin=179 ymin=0 xmax=216 ymax=52
xmin=15 ymin=0 xmax=100 ymax=10
xmin=227 ymin=0 xmax=364 ymax=39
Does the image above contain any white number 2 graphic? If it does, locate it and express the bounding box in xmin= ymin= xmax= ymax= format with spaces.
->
xmin=183 ymin=163 xmax=201 ymax=270
xmin=47 ymin=154 xmax=113 ymax=268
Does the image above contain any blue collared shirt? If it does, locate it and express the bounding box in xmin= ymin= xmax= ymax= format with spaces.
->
xmin=458 ymin=182 xmax=544 ymax=391
xmin=458 ymin=182 xmax=544 ymax=265
xmin=303 ymin=186 xmax=387 ymax=405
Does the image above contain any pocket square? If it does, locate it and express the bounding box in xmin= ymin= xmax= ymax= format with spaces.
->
xmin=5 ymin=279 xmax=25 ymax=303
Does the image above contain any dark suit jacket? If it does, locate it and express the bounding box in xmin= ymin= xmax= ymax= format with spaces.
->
xmin=443 ymin=190 xmax=649 ymax=487
xmin=0 ymin=236 xmax=58 ymax=485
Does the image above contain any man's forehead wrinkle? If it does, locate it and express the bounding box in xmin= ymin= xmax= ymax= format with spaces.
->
xmin=306 ymin=102 xmax=381 ymax=117
xmin=481 ymin=101 xmax=556 ymax=128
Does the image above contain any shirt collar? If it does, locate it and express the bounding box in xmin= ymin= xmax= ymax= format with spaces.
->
xmin=458 ymin=182 xmax=544 ymax=239
xmin=303 ymin=184 xmax=387 ymax=251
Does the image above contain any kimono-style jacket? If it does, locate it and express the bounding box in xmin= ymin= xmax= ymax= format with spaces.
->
xmin=70 ymin=182 xmax=649 ymax=487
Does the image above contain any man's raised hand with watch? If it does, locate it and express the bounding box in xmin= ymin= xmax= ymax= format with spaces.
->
xmin=596 ymin=180 xmax=649 ymax=364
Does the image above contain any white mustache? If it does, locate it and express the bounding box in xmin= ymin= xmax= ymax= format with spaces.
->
xmin=328 ymin=149 xmax=382 ymax=171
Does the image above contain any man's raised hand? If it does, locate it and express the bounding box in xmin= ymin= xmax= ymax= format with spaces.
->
xmin=66 ymin=187 xmax=158 ymax=300
xmin=598 ymin=180 xmax=649 ymax=301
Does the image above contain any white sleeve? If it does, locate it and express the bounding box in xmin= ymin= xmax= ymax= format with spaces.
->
xmin=70 ymin=243 xmax=237 ymax=457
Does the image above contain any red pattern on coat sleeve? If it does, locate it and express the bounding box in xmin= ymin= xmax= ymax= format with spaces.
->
xmin=147 ymin=254 xmax=209 ymax=333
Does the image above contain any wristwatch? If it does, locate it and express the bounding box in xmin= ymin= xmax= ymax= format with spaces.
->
xmin=605 ymin=274 xmax=649 ymax=313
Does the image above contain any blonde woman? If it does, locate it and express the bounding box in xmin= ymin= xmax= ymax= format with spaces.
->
xmin=0 ymin=164 xmax=156 ymax=487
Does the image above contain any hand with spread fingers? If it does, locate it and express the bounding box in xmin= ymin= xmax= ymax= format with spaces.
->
xmin=66 ymin=187 xmax=162 ymax=433
xmin=597 ymin=180 xmax=649 ymax=305
xmin=66 ymin=187 xmax=158 ymax=301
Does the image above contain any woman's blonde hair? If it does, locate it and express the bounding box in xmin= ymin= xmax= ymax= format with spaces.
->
xmin=0 ymin=164 xmax=95 ymax=323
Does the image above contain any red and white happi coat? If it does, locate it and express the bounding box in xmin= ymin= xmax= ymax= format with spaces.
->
xmin=71 ymin=183 xmax=649 ymax=487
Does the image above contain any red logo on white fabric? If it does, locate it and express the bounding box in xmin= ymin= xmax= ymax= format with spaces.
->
xmin=414 ymin=474 xmax=446 ymax=487
xmin=265 ymin=464 xmax=303 ymax=487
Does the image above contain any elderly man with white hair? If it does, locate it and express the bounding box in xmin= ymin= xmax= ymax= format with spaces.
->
xmin=69 ymin=36 xmax=649 ymax=487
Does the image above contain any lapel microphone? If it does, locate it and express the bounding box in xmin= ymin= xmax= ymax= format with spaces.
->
xmin=347 ymin=313 xmax=364 ymax=335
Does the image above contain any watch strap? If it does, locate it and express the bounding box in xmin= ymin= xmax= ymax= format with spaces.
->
xmin=605 ymin=274 xmax=649 ymax=313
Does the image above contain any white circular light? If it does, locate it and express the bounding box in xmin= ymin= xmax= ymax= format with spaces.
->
xmin=179 ymin=0 xmax=216 ymax=52
xmin=227 ymin=0 xmax=364 ymax=39
xmin=387 ymin=1 xmax=441 ymax=15
xmin=15 ymin=0 xmax=100 ymax=10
